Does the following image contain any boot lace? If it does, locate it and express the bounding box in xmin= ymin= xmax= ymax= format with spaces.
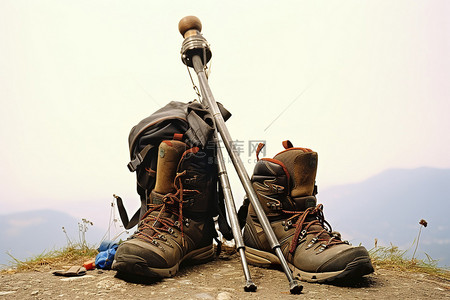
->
xmin=135 ymin=170 xmax=200 ymax=247
xmin=284 ymin=204 xmax=347 ymax=254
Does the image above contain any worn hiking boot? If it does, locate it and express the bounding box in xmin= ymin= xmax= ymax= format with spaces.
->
xmin=243 ymin=141 xmax=374 ymax=283
xmin=112 ymin=139 xmax=217 ymax=278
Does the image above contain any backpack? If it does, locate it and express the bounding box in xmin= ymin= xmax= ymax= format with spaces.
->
xmin=116 ymin=100 xmax=233 ymax=240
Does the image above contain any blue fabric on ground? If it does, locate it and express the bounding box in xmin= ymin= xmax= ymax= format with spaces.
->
xmin=98 ymin=240 xmax=117 ymax=252
xmin=95 ymin=240 xmax=118 ymax=270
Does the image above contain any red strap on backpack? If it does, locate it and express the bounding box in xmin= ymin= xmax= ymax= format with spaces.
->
xmin=256 ymin=143 xmax=265 ymax=161
xmin=173 ymin=133 xmax=183 ymax=141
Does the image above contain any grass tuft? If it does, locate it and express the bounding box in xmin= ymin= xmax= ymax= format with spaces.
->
xmin=369 ymin=244 xmax=450 ymax=280
xmin=1 ymin=244 xmax=98 ymax=274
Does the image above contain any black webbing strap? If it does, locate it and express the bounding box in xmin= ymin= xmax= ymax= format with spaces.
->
xmin=237 ymin=195 xmax=250 ymax=229
xmin=213 ymin=236 xmax=222 ymax=256
xmin=217 ymin=183 xmax=233 ymax=241
xmin=127 ymin=144 xmax=153 ymax=172
xmin=114 ymin=195 xmax=142 ymax=230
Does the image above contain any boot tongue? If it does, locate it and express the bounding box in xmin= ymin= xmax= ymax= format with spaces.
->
xmin=291 ymin=196 xmax=317 ymax=211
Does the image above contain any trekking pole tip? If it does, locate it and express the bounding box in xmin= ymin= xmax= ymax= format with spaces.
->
xmin=244 ymin=280 xmax=257 ymax=292
xmin=289 ymin=280 xmax=303 ymax=294
xmin=179 ymin=16 xmax=202 ymax=38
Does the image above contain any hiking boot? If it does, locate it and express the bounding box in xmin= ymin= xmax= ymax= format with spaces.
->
xmin=112 ymin=139 xmax=216 ymax=278
xmin=243 ymin=140 xmax=374 ymax=283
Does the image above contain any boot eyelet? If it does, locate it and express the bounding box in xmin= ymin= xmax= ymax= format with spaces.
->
xmin=299 ymin=229 xmax=307 ymax=240
xmin=306 ymin=237 xmax=318 ymax=249
xmin=168 ymin=228 xmax=174 ymax=235
xmin=282 ymin=221 xmax=286 ymax=226
xmin=287 ymin=220 xmax=292 ymax=226
xmin=331 ymin=231 xmax=342 ymax=240
xmin=173 ymin=221 xmax=180 ymax=228
xmin=316 ymin=244 xmax=327 ymax=254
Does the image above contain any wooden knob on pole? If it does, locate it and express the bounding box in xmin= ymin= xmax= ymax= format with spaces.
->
xmin=179 ymin=16 xmax=202 ymax=38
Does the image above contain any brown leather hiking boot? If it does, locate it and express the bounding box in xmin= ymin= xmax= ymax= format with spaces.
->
xmin=243 ymin=141 xmax=374 ymax=283
xmin=112 ymin=139 xmax=216 ymax=278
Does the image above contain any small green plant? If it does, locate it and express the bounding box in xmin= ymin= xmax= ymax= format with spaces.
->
xmin=412 ymin=219 xmax=428 ymax=260
xmin=78 ymin=218 xmax=94 ymax=250
xmin=61 ymin=226 xmax=73 ymax=247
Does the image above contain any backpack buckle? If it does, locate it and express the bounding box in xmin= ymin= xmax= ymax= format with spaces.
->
xmin=127 ymin=153 xmax=143 ymax=172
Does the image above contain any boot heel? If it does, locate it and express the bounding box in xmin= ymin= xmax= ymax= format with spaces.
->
xmin=245 ymin=246 xmax=281 ymax=267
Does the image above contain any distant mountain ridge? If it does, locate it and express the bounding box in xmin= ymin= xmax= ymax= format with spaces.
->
xmin=320 ymin=167 xmax=450 ymax=268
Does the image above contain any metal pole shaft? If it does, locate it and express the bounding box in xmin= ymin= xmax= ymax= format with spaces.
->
xmin=192 ymin=55 xmax=301 ymax=293
xmin=198 ymin=75 xmax=256 ymax=291
xmin=214 ymin=132 xmax=245 ymax=250
xmin=214 ymin=131 xmax=256 ymax=291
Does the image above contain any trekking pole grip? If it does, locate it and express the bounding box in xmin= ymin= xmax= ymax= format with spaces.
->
xmin=179 ymin=16 xmax=202 ymax=38
xmin=178 ymin=16 xmax=212 ymax=68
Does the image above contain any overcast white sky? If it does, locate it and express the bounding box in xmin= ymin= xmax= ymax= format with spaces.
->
xmin=1 ymin=1 xmax=449 ymax=229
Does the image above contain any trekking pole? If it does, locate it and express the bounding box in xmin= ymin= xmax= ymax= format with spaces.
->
xmin=213 ymin=130 xmax=257 ymax=292
xmin=183 ymin=21 xmax=257 ymax=294
xmin=178 ymin=16 xmax=303 ymax=294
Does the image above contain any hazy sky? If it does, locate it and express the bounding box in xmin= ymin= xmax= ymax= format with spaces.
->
xmin=1 ymin=1 xmax=449 ymax=228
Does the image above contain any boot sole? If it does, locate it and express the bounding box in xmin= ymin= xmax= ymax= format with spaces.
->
xmin=112 ymin=244 xmax=215 ymax=278
xmin=245 ymin=246 xmax=374 ymax=283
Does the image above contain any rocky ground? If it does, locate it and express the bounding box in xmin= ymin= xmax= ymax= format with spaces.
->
xmin=1 ymin=251 xmax=449 ymax=299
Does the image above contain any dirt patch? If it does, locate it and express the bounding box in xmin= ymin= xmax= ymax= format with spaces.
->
xmin=1 ymin=252 xmax=449 ymax=299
